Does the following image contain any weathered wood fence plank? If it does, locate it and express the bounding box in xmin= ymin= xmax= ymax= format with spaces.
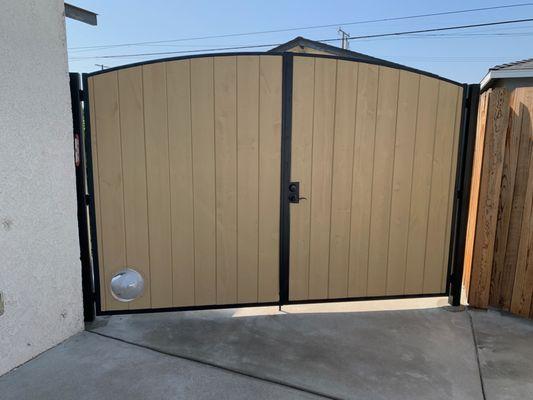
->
xmin=468 ymin=88 xmax=510 ymax=308
xmin=466 ymin=87 xmax=533 ymax=319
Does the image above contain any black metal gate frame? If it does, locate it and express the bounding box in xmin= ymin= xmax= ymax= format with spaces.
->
xmin=72 ymin=53 xmax=480 ymax=320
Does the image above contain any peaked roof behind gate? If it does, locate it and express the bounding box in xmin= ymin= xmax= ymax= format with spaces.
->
xmin=480 ymin=57 xmax=533 ymax=89
xmin=489 ymin=58 xmax=533 ymax=71
xmin=269 ymin=36 xmax=389 ymax=64
xmin=269 ymin=36 xmax=457 ymax=84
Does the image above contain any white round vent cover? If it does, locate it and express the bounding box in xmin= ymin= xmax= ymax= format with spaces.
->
xmin=110 ymin=268 xmax=144 ymax=302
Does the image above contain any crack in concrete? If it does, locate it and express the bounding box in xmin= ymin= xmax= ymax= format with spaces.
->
xmin=467 ymin=310 xmax=487 ymax=400
xmin=86 ymin=329 xmax=339 ymax=400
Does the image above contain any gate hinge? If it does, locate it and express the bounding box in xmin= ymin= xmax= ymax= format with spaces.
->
xmin=85 ymin=194 xmax=91 ymax=204
xmin=79 ymin=89 xmax=86 ymax=101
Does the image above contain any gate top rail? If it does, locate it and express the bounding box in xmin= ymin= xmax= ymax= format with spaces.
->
xmin=83 ymin=51 xmax=462 ymax=87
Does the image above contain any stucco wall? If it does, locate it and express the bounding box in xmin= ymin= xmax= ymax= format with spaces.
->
xmin=0 ymin=0 xmax=83 ymax=375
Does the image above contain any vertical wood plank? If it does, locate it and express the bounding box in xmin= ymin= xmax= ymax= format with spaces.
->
xmin=143 ymin=63 xmax=172 ymax=308
xmin=190 ymin=57 xmax=216 ymax=306
xmin=88 ymin=77 xmax=107 ymax=310
xmin=328 ymin=60 xmax=358 ymax=298
xmin=237 ymin=56 xmax=260 ymax=303
xmin=92 ymin=72 xmax=128 ymax=311
xmin=469 ymin=88 xmax=510 ymax=307
xmin=117 ymin=67 xmax=151 ymax=309
xmin=367 ymin=66 xmax=399 ymax=296
xmin=258 ymin=56 xmax=282 ymax=302
xmin=423 ymin=83 xmax=461 ymax=294
xmin=499 ymin=90 xmax=533 ymax=310
xmin=167 ymin=60 xmax=195 ymax=307
xmin=463 ymin=91 xmax=490 ymax=300
xmin=348 ymin=63 xmax=379 ymax=297
xmin=308 ymin=58 xmax=337 ymax=299
xmin=289 ymin=57 xmax=315 ymax=300
xmin=510 ymin=154 xmax=533 ymax=316
xmin=489 ymin=90 xmax=522 ymax=308
xmin=404 ymin=76 xmax=439 ymax=294
xmin=213 ymin=57 xmax=238 ymax=304
xmin=441 ymin=87 xmax=463 ymax=291
xmin=386 ymin=71 xmax=420 ymax=295
xmin=510 ymin=92 xmax=533 ymax=316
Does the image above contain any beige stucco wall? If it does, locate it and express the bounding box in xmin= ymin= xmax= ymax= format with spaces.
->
xmin=0 ymin=0 xmax=83 ymax=375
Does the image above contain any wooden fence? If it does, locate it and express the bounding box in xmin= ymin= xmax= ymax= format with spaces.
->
xmin=465 ymin=87 xmax=533 ymax=318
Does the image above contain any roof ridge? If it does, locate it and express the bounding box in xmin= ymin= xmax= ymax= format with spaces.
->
xmin=269 ymin=36 xmax=387 ymax=62
xmin=491 ymin=57 xmax=533 ymax=70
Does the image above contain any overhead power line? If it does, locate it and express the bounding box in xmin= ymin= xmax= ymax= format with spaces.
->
xmin=68 ymin=2 xmax=533 ymax=51
xmin=69 ymin=16 xmax=533 ymax=60
xmin=69 ymin=43 xmax=278 ymax=59
xmin=321 ymin=17 xmax=533 ymax=41
xmin=366 ymin=31 xmax=533 ymax=39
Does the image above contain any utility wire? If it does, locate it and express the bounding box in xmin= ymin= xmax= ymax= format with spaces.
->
xmin=86 ymin=28 xmax=533 ymax=49
xmin=320 ymin=17 xmax=533 ymax=41
xmin=69 ymin=16 xmax=533 ymax=60
xmin=366 ymin=31 xmax=533 ymax=39
xmin=69 ymin=43 xmax=278 ymax=59
xmin=68 ymin=2 xmax=533 ymax=51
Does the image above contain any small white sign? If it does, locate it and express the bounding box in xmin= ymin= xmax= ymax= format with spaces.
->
xmin=74 ymin=134 xmax=80 ymax=167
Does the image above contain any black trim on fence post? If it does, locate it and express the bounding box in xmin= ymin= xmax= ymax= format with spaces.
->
xmin=279 ymin=54 xmax=294 ymax=306
xmin=70 ymin=73 xmax=95 ymax=322
xmin=447 ymin=84 xmax=480 ymax=306
xmin=82 ymin=73 xmax=103 ymax=316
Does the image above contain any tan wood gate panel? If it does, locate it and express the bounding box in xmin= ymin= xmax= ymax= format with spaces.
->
xmin=289 ymin=56 xmax=464 ymax=301
xmin=87 ymin=55 xmax=282 ymax=312
xmin=83 ymin=52 xmax=471 ymax=314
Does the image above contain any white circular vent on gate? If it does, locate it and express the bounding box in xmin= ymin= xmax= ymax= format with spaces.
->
xmin=110 ymin=268 xmax=144 ymax=302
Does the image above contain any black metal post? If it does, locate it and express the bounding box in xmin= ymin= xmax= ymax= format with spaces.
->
xmin=448 ymin=84 xmax=480 ymax=306
xmin=279 ymin=54 xmax=294 ymax=306
xmin=70 ymin=73 xmax=95 ymax=321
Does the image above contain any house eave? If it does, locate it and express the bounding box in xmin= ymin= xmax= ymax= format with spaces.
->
xmin=480 ymin=69 xmax=533 ymax=89
xmin=65 ymin=3 xmax=97 ymax=25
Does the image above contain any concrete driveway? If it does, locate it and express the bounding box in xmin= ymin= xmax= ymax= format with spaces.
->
xmin=1 ymin=298 xmax=532 ymax=399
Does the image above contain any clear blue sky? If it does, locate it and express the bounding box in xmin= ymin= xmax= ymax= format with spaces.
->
xmin=66 ymin=1 xmax=533 ymax=83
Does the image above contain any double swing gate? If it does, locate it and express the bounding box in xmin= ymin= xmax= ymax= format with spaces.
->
xmin=76 ymin=52 xmax=478 ymax=316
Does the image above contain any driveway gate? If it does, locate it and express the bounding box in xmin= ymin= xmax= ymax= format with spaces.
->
xmin=78 ymin=53 xmax=478 ymax=315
